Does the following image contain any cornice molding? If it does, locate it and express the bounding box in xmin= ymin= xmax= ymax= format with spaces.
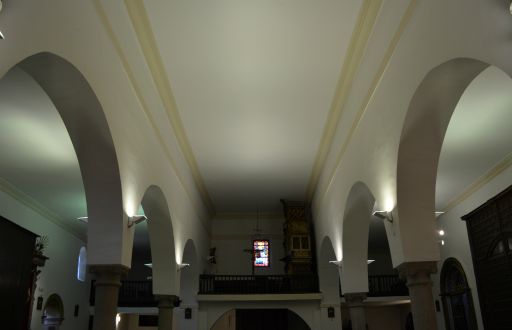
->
xmin=123 ymin=0 xmax=214 ymax=215
xmin=305 ymin=0 xmax=383 ymax=200
xmin=91 ymin=0 xmax=213 ymax=235
xmin=442 ymin=152 xmax=512 ymax=213
xmin=0 ymin=177 xmax=86 ymax=241
xmin=314 ymin=0 xmax=418 ymax=209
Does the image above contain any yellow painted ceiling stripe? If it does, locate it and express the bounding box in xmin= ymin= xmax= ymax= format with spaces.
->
xmin=315 ymin=0 xmax=418 ymax=210
xmin=123 ymin=0 xmax=215 ymax=215
xmin=305 ymin=0 xmax=383 ymax=200
xmin=92 ymin=0 xmax=213 ymax=232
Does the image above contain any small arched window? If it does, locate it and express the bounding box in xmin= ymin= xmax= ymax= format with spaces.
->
xmin=77 ymin=247 xmax=87 ymax=282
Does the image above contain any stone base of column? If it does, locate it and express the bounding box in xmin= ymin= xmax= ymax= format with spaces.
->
xmin=345 ymin=292 xmax=367 ymax=330
xmin=398 ymin=261 xmax=438 ymax=330
xmin=89 ymin=264 xmax=129 ymax=330
xmin=155 ymin=295 xmax=179 ymax=330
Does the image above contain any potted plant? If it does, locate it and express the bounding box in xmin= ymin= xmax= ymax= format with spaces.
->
xmin=33 ymin=235 xmax=49 ymax=267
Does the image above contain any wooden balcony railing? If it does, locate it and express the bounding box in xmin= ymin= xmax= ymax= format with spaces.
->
xmin=90 ymin=280 xmax=156 ymax=307
xmin=89 ymin=274 xmax=407 ymax=306
xmin=368 ymin=275 xmax=408 ymax=297
xmin=198 ymin=274 xmax=320 ymax=295
xmin=339 ymin=275 xmax=409 ymax=297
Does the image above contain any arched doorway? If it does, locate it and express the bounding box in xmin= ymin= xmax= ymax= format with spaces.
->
xmin=440 ymin=258 xmax=477 ymax=330
xmin=42 ymin=294 xmax=64 ymax=330
xmin=211 ymin=309 xmax=311 ymax=330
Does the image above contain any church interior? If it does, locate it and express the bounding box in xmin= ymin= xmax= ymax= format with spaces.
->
xmin=0 ymin=0 xmax=511 ymax=330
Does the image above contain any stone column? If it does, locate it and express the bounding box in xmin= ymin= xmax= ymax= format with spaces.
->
xmin=344 ymin=292 xmax=367 ymax=330
xmin=156 ymin=295 xmax=178 ymax=330
xmin=398 ymin=261 xmax=438 ymax=330
xmin=89 ymin=265 xmax=128 ymax=330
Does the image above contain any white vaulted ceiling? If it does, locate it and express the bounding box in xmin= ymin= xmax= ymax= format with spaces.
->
xmin=144 ymin=0 xmax=362 ymax=213
xmin=1 ymin=0 xmax=511 ymax=240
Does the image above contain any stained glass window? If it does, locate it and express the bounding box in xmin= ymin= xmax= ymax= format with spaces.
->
xmin=253 ymin=240 xmax=269 ymax=267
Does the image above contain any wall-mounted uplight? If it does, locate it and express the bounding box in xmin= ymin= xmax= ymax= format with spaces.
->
xmin=372 ymin=210 xmax=393 ymax=223
xmin=0 ymin=31 xmax=4 ymax=40
xmin=440 ymin=240 xmax=445 ymax=246
xmin=329 ymin=259 xmax=375 ymax=266
xmin=177 ymin=263 xmax=190 ymax=270
xmin=435 ymin=211 xmax=445 ymax=218
xmin=77 ymin=216 xmax=88 ymax=224
xmin=128 ymin=215 xmax=148 ymax=228
xmin=144 ymin=263 xmax=153 ymax=269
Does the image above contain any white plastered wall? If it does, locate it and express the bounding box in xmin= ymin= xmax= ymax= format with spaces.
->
xmin=313 ymin=0 xmax=512 ymax=283
xmin=431 ymin=166 xmax=512 ymax=329
xmin=0 ymin=0 xmax=210 ymax=287
xmin=0 ymin=190 xmax=90 ymax=330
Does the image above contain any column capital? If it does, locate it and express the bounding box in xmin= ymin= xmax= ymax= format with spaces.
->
xmin=89 ymin=264 xmax=129 ymax=287
xmin=397 ymin=261 xmax=437 ymax=286
xmin=344 ymin=292 xmax=367 ymax=307
xmin=155 ymin=294 xmax=179 ymax=308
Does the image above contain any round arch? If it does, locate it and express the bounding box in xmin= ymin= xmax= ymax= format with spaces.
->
xmin=42 ymin=294 xmax=64 ymax=329
xmin=140 ymin=185 xmax=177 ymax=295
xmin=396 ymin=58 xmax=491 ymax=262
xmin=7 ymin=52 xmax=125 ymax=265
xmin=341 ymin=181 xmax=375 ymax=294
xmin=318 ymin=236 xmax=340 ymax=303
xmin=210 ymin=308 xmax=311 ymax=330
xmin=179 ymin=238 xmax=199 ymax=304
xmin=440 ymin=258 xmax=478 ymax=330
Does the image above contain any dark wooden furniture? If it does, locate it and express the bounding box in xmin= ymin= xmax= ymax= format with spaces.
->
xmin=281 ymin=200 xmax=315 ymax=274
xmin=462 ymin=185 xmax=512 ymax=330
xmin=0 ymin=215 xmax=37 ymax=330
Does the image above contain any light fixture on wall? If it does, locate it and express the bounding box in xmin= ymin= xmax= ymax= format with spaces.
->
xmin=435 ymin=211 xmax=445 ymax=218
xmin=144 ymin=263 xmax=153 ymax=268
xmin=438 ymin=229 xmax=445 ymax=237
xmin=76 ymin=216 xmax=88 ymax=224
xmin=372 ymin=210 xmax=393 ymax=223
xmin=127 ymin=215 xmax=148 ymax=228
xmin=329 ymin=259 xmax=375 ymax=266
xmin=177 ymin=263 xmax=190 ymax=270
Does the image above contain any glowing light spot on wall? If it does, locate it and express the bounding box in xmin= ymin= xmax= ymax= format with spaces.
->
xmin=77 ymin=247 xmax=87 ymax=282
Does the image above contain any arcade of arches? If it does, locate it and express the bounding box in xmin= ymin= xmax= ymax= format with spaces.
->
xmin=0 ymin=1 xmax=511 ymax=330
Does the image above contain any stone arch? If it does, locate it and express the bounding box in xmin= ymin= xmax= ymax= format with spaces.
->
xmin=179 ymin=238 xmax=199 ymax=304
xmin=341 ymin=181 xmax=375 ymax=294
xmin=42 ymin=293 xmax=64 ymax=329
xmin=318 ymin=236 xmax=340 ymax=303
xmin=7 ymin=52 xmax=125 ymax=265
xmin=210 ymin=308 xmax=311 ymax=330
xmin=396 ymin=58 xmax=492 ymax=263
xmin=140 ymin=185 xmax=177 ymax=295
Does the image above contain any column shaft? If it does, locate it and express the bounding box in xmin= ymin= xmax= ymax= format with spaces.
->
xmin=90 ymin=265 xmax=128 ymax=330
xmin=345 ymin=292 xmax=367 ymax=330
xmin=398 ymin=261 xmax=438 ymax=330
xmin=156 ymin=295 xmax=177 ymax=330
